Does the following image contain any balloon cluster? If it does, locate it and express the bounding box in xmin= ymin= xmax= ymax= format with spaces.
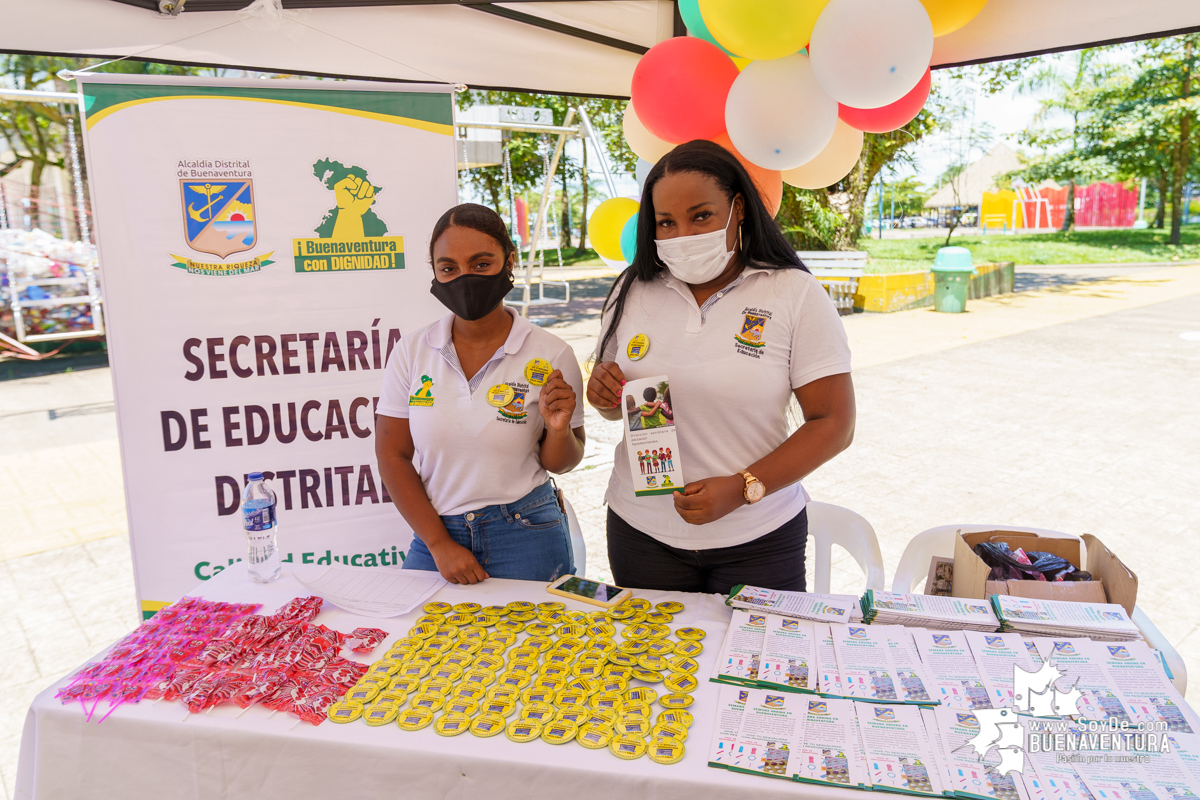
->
xmin=590 ymin=0 xmax=988 ymax=263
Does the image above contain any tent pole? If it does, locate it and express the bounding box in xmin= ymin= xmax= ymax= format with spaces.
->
xmin=522 ymin=107 xmax=575 ymax=317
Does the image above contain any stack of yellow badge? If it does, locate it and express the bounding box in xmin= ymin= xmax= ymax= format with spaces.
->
xmin=336 ymin=594 xmax=699 ymax=766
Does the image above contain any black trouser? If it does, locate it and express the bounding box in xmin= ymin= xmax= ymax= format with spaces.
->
xmin=606 ymin=507 xmax=807 ymax=595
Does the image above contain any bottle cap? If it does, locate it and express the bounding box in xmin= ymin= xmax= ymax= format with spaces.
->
xmin=248 ymin=471 xmax=264 ymax=481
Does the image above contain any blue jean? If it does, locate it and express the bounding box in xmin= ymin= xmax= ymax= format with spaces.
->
xmin=402 ymin=480 xmax=575 ymax=581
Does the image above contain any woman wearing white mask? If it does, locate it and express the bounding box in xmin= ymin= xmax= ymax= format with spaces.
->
xmin=585 ymin=140 xmax=855 ymax=594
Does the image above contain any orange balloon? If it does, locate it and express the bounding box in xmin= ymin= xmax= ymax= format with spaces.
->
xmin=710 ymin=133 xmax=784 ymax=217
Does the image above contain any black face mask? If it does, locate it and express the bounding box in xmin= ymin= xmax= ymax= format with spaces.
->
xmin=429 ymin=269 xmax=515 ymax=321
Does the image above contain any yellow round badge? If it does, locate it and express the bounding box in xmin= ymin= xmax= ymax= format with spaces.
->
xmin=327 ymin=700 xmax=364 ymax=723
xmin=434 ymin=711 xmax=471 ymax=736
xmin=577 ymin=723 xmax=614 ymax=749
xmin=505 ymin=718 xmax=543 ymax=743
xmin=609 ymin=733 xmax=648 ymax=760
xmin=648 ymin=736 xmax=686 ymax=765
xmin=524 ymin=358 xmax=554 ymax=386
xmin=396 ymin=706 xmax=434 ymax=731
xmin=659 ymin=693 xmax=696 ymax=709
xmin=542 ymin=719 xmax=579 ymax=745
xmin=486 ymin=384 xmax=515 ymax=408
xmin=469 ymin=712 xmax=507 ymax=738
xmin=626 ymin=334 xmax=650 ymax=361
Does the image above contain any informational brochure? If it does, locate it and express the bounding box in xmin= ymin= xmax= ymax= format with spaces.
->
xmin=726 ymin=688 xmax=806 ymax=779
xmin=863 ymin=591 xmax=1000 ymax=631
xmin=832 ymin=624 xmax=901 ymax=703
xmin=881 ymin=626 xmax=937 ymax=705
xmin=1025 ymin=739 xmax=1095 ymax=800
xmin=1075 ymin=761 xmax=1173 ymax=800
xmin=1137 ymin=744 xmax=1200 ymax=800
xmin=920 ymin=707 xmax=951 ymax=794
xmin=714 ymin=609 xmax=767 ymax=686
xmin=727 ymin=585 xmax=863 ymax=623
xmin=911 ymin=628 xmax=994 ymax=709
xmin=1033 ymin=638 xmax=1138 ymax=723
xmin=855 ymin=702 xmax=946 ymax=797
xmin=707 ymin=684 xmax=750 ymax=768
xmin=1165 ymin=732 xmax=1200 ymax=786
xmin=851 ymin=710 xmax=874 ymax=789
xmin=756 ymin=615 xmax=817 ymax=693
xmin=1096 ymin=640 xmax=1199 ymax=733
xmin=793 ymin=697 xmax=870 ymax=789
xmin=933 ymin=705 xmax=1023 ymax=800
xmin=1023 ymin=638 xmax=1045 ymax=668
xmin=621 ymin=374 xmax=683 ymax=497
xmin=992 ymin=596 xmax=1141 ymax=641
xmin=965 ymin=631 xmax=1037 ymax=709
xmin=815 ymin=623 xmax=848 ymax=697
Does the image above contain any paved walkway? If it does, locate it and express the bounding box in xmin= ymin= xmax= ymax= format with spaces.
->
xmin=3 ymin=263 xmax=1200 ymax=798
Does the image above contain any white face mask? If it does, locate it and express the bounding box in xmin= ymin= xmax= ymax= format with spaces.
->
xmin=654 ymin=209 xmax=738 ymax=285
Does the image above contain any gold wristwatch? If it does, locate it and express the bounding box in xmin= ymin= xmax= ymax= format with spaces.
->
xmin=739 ymin=470 xmax=765 ymax=504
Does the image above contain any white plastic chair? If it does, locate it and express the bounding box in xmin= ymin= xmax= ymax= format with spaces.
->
xmin=806 ymin=501 xmax=885 ymax=593
xmin=892 ymin=524 xmax=1187 ymax=694
xmin=562 ymin=496 xmax=587 ymax=577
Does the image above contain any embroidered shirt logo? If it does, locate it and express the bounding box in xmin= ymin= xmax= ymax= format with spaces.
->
xmin=408 ymin=374 xmax=435 ymax=406
xmin=735 ymin=307 xmax=772 ymax=359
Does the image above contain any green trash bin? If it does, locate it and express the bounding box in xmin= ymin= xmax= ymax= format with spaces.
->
xmin=931 ymin=247 xmax=975 ymax=313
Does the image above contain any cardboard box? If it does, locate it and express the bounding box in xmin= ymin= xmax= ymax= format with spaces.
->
xmin=950 ymin=530 xmax=1138 ymax=615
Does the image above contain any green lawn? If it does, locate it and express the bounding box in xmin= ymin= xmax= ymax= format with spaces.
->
xmin=859 ymin=227 xmax=1200 ymax=273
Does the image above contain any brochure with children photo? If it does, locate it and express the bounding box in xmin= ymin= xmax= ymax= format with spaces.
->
xmin=622 ymin=374 xmax=684 ymax=497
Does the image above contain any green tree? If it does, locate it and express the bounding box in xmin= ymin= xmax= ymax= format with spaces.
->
xmin=1013 ymin=50 xmax=1115 ymax=230
xmin=1082 ymin=36 xmax=1199 ymax=242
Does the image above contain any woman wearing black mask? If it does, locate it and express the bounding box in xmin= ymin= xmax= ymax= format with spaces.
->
xmin=375 ymin=204 xmax=586 ymax=584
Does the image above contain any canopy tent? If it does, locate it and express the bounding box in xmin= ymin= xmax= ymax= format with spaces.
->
xmin=0 ymin=0 xmax=1198 ymax=97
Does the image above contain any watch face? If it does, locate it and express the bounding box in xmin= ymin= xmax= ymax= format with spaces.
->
xmin=746 ymin=481 xmax=766 ymax=503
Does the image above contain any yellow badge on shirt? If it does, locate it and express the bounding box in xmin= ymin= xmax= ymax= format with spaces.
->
xmin=626 ymin=334 xmax=649 ymax=361
xmin=486 ymin=384 xmax=515 ymax=408
xmin=524 ymin=358 xmax=553 ymax=386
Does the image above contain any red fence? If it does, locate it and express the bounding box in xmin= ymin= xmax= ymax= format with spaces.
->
xmin=1035 ymin=182 xmax=1138 ymax=229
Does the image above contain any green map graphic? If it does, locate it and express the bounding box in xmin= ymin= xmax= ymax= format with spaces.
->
xmin=312 ymin=158 xmax=389 ymax=239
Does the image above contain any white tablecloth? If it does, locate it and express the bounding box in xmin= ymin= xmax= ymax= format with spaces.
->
xmin=16 ymin=564 xmax=849 ymax=800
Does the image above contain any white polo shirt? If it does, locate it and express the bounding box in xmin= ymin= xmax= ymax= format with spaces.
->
xmin=377 ymin=307 xmax=584 ymax=516
xmin=601 ymin=264 xmax=851 ymax=549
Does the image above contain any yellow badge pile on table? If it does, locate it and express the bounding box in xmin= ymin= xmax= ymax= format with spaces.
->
xmin=329 ymin=598 xmax=705 ymax=764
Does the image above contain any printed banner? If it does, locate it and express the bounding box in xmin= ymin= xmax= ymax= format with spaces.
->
xmin=621 ymin=374 xmax=683 ymax=496
xmin=78 ymin=75 xmax=457 ymax=616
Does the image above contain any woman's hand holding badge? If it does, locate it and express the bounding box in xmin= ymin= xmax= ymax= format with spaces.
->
xmin=538 ymin=369 xmax=576 ymax=432
xmin=673 ymin=475 xmax=746 ymax=525
xmin=586 ymin=361 xmax=626 ymax=419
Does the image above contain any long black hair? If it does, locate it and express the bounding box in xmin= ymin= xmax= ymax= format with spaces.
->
xmin=428 ymin=202 xmax=517 ymax=272
xmin=595 ymin=140 xmax=806 ymax=362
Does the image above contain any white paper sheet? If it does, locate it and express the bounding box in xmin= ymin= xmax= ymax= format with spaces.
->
xmin=292 ymin=564 xmax=446 ymax=617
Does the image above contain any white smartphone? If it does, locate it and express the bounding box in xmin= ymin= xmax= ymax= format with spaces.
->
xmin=545 ymin=574 xmax=633 ymax=609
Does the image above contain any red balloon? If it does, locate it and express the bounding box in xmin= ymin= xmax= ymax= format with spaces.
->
xmin=632 ymin=37 xmax=740 ymax=144
xmin=838 ymin=68 xmax=932 ymax=133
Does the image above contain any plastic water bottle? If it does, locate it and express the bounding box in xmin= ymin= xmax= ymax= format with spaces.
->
xmin=242 ymin=472 xmax=281 ymax=583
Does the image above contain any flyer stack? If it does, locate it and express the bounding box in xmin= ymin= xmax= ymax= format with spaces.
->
xmin=991 ymin=595 xmax=1143 ymax=641
xmin=709 ymin=590 xmax=1199 ymax=800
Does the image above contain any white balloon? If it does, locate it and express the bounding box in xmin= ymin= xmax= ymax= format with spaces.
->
xmin=782 ymin=119 xmax=864 ymax=189
xmin=599 ymin=255 xmax=628 ymax=271
xmin=635 ymin=158 xmax=653 ymax=194
xmin=725 ymin=54 xmax=839 ymax=171
xmin=622 ymin=104 xmax=675 ymax=164
xmin=809 ymin=0 xmax=933 ymax=109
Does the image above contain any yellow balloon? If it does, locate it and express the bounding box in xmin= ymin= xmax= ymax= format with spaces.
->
xmin=781 ymin=119 xmax=863 ymax=189
xmin=731 ymin=57 xmax=752 ymax=71
xmin=919 ymin=0 xmax=988 ymax=37
xmin=622 ymin=104 xmax=676 ymax=163
xmin=698 ymin=0 xmax=829 ymax=61
xmin=589 ymin=198 xmax=641 ymax=261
